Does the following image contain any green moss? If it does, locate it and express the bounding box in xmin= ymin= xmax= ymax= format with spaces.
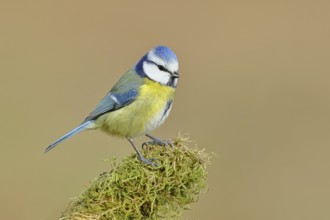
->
xmin=60 ymin=137 xmax=211 ymax=220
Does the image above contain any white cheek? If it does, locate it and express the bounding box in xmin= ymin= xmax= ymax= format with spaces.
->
xmin=143 ymin=62 xmax=171 ymax=85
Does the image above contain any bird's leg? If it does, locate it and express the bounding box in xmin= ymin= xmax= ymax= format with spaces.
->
xmin=142 ymin=134 xmax=174 ymax=149
xmin=127 ymin=138 xmax=157 ymax=166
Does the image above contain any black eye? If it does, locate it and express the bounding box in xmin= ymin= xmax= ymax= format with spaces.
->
xmin=157 ymin=65 xmax=166 ymax=71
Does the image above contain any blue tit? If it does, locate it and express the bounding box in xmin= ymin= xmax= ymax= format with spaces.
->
xmin=45 ymin=46 xmax=179 ymax=166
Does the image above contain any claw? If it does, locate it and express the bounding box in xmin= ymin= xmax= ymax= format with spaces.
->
xmin=142 ymin=142 xmax=149 ymax=151
xmin=143 ymin=134 xmax=174 ymax=148
xmin=127 ymin=138 xmax=158 ymax=167
xmin=139 ymin=156 xmax=158 ymax=167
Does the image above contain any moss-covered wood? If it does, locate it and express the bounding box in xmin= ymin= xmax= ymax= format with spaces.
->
xmin=60 ymin=137 xmax=211 ymax=220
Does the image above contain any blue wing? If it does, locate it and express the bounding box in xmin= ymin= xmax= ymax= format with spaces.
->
xmin=45 ymin=70 xmax=143 ymax=153
xmin=83 ymin=69 xmax=143 ymax=122
xmin=45 ymin=89 xmax=133 ymax=153
xmin=83 ymin=90 xmax=138 ymax=122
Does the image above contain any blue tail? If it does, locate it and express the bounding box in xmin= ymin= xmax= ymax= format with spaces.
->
xmin=45 ymin=120 xmax=94 ymax=153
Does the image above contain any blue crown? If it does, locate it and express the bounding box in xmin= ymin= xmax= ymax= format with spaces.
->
xmin=153 ymin=46 xmax=177 ymax=62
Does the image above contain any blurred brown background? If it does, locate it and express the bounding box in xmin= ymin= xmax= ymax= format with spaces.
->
xmin=1 ymin=0 xmax=330 ymax=219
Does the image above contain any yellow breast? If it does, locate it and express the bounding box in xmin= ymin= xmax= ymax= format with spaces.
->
xmin=96 ymin=79 xmax=175 ymax=138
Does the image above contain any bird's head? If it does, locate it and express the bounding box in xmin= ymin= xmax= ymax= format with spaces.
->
xmin=135 ymin=46 xmax=179 ymax=88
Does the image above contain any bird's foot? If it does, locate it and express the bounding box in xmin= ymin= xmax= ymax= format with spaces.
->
xmin=139 ymin=155 xmax=158 ymax=167
xmin=142 ymin=135 xmax=173 ymax=149
xmin=127 ymin=138 xmax=158 ymax=166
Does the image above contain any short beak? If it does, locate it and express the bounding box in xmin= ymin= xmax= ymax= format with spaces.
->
xmin=172 ymin=72 xmax=179 ymax=78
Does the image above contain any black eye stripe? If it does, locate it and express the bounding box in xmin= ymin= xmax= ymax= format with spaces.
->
xmin=146 ymin=60 xmax=172 ymax=74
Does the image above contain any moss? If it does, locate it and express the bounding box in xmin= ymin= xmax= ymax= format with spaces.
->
xmin=60 ymin=136 xmax=211 ymax=220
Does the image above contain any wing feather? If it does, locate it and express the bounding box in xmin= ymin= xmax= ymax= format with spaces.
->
xmin=82 ymin=69 xmax=143 ymax=122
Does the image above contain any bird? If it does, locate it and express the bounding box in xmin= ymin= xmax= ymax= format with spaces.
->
xmin=45 ymin=46 xmax=179 ymax=166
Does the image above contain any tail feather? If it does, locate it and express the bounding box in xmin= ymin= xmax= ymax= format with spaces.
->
xmin=45 ymin=120 xmax=94 ymax=153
